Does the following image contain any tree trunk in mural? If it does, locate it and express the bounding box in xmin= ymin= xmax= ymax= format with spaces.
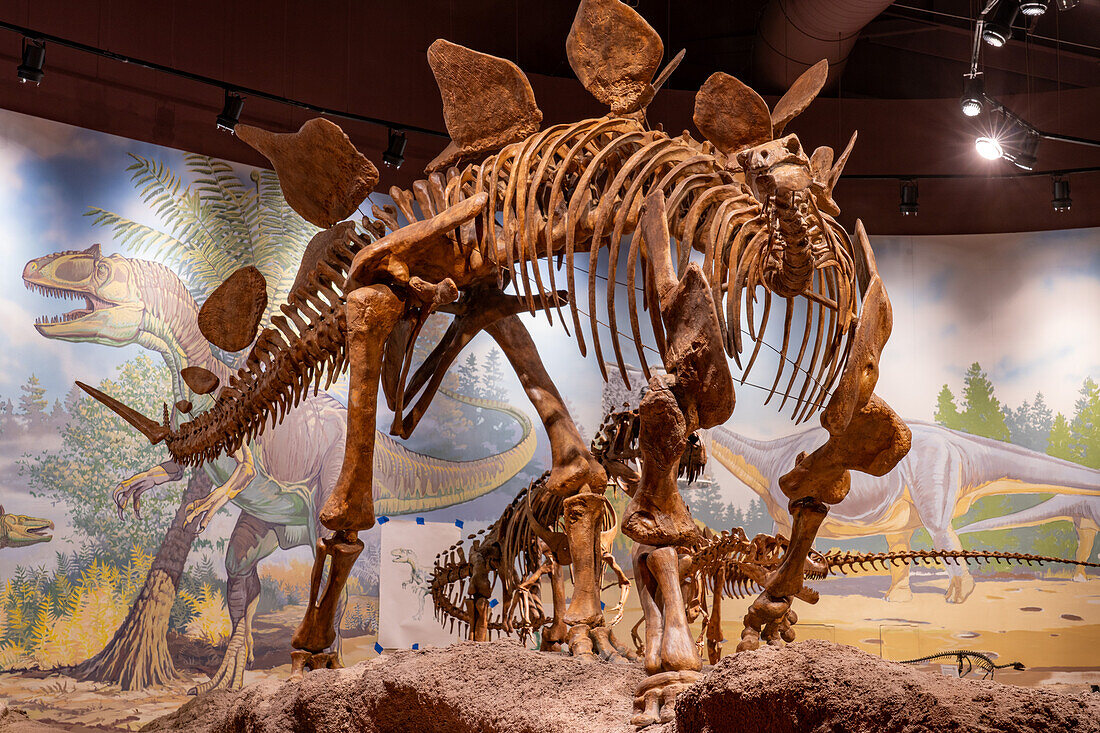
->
xmin=74 ymin=470 xmax=209 ymax=690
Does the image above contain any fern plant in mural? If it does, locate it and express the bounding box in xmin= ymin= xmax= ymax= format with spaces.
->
xmin=87 ymin=154 xmax=318 ymax=351
xmin=60 ymin=155 xmax=316 ymax=689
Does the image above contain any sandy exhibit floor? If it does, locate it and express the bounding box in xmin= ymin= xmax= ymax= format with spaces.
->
xmin=1 ymin=572 xmax=1096 ymax=731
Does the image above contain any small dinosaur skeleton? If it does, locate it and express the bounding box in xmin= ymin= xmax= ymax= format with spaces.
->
xmin=428 ymin=473 xmax=636 ymax=658
xmin=80 ymin=1 xmax=911 ymax=724
xmin=896 ymin=650 xmax=1026 ymax=680
xmin=685 ymin=529 xmax=1100 ymax=664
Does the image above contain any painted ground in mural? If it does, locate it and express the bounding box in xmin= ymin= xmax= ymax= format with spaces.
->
xmin=0 ymin=108 xmax=1096 ymax=729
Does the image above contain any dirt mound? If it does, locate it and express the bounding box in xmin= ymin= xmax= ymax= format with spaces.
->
xmin=142 ymin=640 xmax=660 ymax=733
xmin=675 ymin=639 xmax=1100 ymax=733
xmin=140 ymin=639 xmax=1100 ymax=733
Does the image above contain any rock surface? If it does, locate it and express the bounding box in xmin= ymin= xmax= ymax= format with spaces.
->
xmin=139 ymin=638 xmax=1100 ymax=733
xmin=142 ymin=640 xmax=660 ymax=733
xmin=675 ymin=639 xmax=1100 ymax=733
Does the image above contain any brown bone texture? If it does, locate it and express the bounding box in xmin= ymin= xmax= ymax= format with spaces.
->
xmin=292 ymin=222 xmax=359 ymax=295
xmin=426 ymin=40 xmax=542 ymax=172
xmin=770 ymin=60 xmax=829 ymax=138
xmin=567 ymin=0 xmax=663 ymax=114
xmin=75 ymin=5 xmax=917 ymax=699
xmin=198 ymin=265 xmax=268 ymax=353
xmin=321 ymin=283 xmax=404 ymax=532
xmin=236 ymin=118 xmax=378 ymax=228
xmin=180 ymin=366 xmax=220 ymax=396
xmin=693 ymin=72 xmax=774 ymax=155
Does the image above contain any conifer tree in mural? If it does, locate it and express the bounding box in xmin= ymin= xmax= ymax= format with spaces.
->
xmin=936 ymin=364 xmax=1100 ymax=563
xmin=935 ymin=362 xmax=1009 ymax=440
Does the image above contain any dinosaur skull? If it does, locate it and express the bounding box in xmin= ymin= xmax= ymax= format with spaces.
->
xmin=736 ymin=134 xmax=812 ymax=203
xmin=1 ymin=506 xmax=54 ymax=548
xmin=23 ymin=244 xmax=144 ymax=345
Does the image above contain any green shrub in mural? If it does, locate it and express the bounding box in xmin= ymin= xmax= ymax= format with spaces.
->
xmin=22 ymin=354 xmax=174 ymax=567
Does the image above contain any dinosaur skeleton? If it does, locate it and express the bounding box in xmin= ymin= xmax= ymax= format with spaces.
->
xmin=685 ymin=529 xmax=1100 ymax=665
xmin=896 ymin=650 xmax=1025 ymax=680
xmin=79 ymin=0 xmax=913 ymax=725
xmin=427 ymin=473 xmax=635 ymax=658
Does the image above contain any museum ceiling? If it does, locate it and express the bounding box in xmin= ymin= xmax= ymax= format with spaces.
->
xmin=1 ymin=0 xmax=1098 ymax=235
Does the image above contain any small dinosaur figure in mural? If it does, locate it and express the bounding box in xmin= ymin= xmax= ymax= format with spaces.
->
xmin=23 ymin=244 xmax=534 ymax=692
xmin=897 ymin=650 xmax=1026 ymax=679
xmin=391 ymin=547 xmax=430 ymax=621
xmin=706 ymin=421 xmax=1099 ymax=603
xmin=0 ymin=505 xmax=54 ymax=549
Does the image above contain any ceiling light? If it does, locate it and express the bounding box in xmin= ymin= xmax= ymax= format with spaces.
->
xmin=960 ymin=75 xmax=985 ymax=117
xmin=975 ymin=136 xmax=1004 ymax=160
xmin=982 ymin=1 xmax=1019 ymax=47
xmin=899 ymin=179 xmax=919 ymax=216
xmin=17 ymin=37 xmax=45 ymax=85
xmin=1018 ymin=1 xmax=1048 ymax=16
xmin=383 ymin=128 xmax=407 ymax=168
xmin=216 ymin=90 xmax=244 ymax=132
xmin=1051 ymin=176 xmax=1071 ymax=212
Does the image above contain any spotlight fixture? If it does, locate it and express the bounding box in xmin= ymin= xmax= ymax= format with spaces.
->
xmin=899 ymin=179 xmax=919 ymax=216
xmin=982 ymin=1 xmax=1019 ymax=47
xmin=960 ymin=75 xmax=985 ymax=117
xmin=1018 ymin=0 xmax=1048 ymax=16
xmin=216 ymin=90 xmax=244 ymax=133
xmin=17 ymin=37 xmax=45 ymax=85
xmin=975 ymin=136 xmax=1003 ymax=160
xmin=383 ymin=128 xmax=407 ymax=168
xmin=1051 ymin=176 xmax=1071 ymax=212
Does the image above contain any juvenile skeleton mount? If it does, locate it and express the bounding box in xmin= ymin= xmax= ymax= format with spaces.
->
xmin=80 ymin=0 xmax=918 ymax=725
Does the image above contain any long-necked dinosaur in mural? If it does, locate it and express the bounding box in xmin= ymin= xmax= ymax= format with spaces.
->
xmin=22 ymin=244 xmax=534 ymax=691
xmin=0 ymin=506 xmax=54 ymax=550
xmin=705 ymin=420 xmax=1099 ymax=602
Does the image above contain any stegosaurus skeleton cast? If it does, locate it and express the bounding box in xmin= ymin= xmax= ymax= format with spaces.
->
xmin=81 ymin=1 xmax=911 ymax=725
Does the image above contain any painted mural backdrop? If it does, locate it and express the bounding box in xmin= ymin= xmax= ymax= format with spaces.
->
xmin=0 ymin=108 xmax=1096 ymax=726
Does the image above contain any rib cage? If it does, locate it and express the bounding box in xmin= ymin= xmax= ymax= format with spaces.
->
xmin=427 ymin=475 xmax=558 ymax=638
xmin=427 ymin=471 xmax=618 ymax=639
xmin=379 ymin=115 xmax=859 ymax=414
xmin=165 ymin=116 xmax=861 ymax=466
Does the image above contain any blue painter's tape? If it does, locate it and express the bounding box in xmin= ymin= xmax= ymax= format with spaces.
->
xmin=489 ymin=598 xmax=499 ymax=608
xmin=416 ymin=517 xmax=425 ymax=525
xmin=374 ymin=642 xmax=383 ymax=654
xmin=455 ymin=519 xmax=464 ymax=529
xmin=377 ymin=516 xmax=390 ymax=524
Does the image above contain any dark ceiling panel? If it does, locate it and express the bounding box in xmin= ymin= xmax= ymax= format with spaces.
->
xmin=0 ymin=0 xmax=1097 ymax=235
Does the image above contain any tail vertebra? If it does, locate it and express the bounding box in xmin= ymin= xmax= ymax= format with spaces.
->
xmin=822 ymin=548 xmax=1100 ymax=577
